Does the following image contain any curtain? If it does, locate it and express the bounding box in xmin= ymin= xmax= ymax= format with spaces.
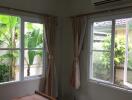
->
xmin=70 ymin=16 xmax=88 ymax=89
xmin=44 ymin=16 xmax=57 ymax=97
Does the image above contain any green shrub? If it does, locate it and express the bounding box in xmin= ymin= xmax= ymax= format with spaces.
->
xmin=0 ymin=64 xmax=10 ymax=82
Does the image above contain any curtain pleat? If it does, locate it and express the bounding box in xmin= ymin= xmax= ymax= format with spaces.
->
xmin=71 ymin=16 xmax=88 ymax=89
xmin=44 ymin=16 xmax=57 ymax=97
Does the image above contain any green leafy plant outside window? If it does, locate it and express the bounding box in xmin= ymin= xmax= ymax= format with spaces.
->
xmin=0 ymin=15 xmax=20 ymax=82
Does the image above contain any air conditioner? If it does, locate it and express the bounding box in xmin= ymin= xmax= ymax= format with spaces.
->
xmin=91 ymin=0 xmax=122 ymax=6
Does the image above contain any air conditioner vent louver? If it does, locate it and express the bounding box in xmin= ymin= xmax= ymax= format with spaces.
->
xmin=93 ymin=0 xmax=122 ymax=6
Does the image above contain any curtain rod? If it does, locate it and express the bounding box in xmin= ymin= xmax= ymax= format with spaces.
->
xmin=0 ymin=5 xmax=56 ymax=17
xmin=70 ymin=5 xmax=132 ymax=18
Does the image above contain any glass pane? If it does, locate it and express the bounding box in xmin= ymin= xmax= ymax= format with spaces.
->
xmin=114 ymin=18 xmax=127 ymax=85
xmin=93 ymin=21 xmax=112 ymax=50
xmin=0 ymin=14 xmax=20 ymax=48
xmin=0 ymin=50 xmax=20 ymax=83
xmin=126 ymin=18 xmax=132 ymax=84
xmin=24 ymin=22 xmax=43 ymax=48
xmin=127 ymin=52 xmax=132 ymax=84
xmin=114 ymin=18 xmax=132 ymax=86
xmin=92 ymin=51 xmax=111 ymax=81
xmin=24 ymin=50 xmax=43 ymax=77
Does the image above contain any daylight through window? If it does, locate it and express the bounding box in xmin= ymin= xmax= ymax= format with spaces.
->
xmin=91 ymin=17 xmax=132 ymax=88
xmin=0 ymin=14 xmax=45 ymax=83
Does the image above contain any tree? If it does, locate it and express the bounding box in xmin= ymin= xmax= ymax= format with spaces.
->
xmin=114 ymin=38 xmax=126 ymax=66
xmin=0 ymin=14 xmax=20 ymax=81
xmin=24 ymin=22 xmax=43 ymax=76
xmin=102 ymin=34 xmax=132 ymax=68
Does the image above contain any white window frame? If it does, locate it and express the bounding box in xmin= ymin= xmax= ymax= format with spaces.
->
xmin=0 ymin=12 xmax=46 ymax=84
xmin=90 ymin=20 xmax=114 ymax=83
xmin=123 ymin=18 xmax=132 ymax=88
xmin=89 ymin=13 xmax=132 ymax=89
xmin=22 ymin=16 xmax=45 ymax=80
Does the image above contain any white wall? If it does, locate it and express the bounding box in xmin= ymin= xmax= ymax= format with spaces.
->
xmin=0 ymin=78 xmax=44 ymax=100
xmin=59 ymin=18 xmax=74 ymax=100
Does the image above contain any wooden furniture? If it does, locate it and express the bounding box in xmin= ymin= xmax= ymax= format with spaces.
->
xmin=13 ymin=91 xmax=56 ymax=100
xmin=35 ymin=91 xmax=56 ymax=100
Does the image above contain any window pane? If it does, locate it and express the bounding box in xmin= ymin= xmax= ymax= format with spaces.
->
xmin=92 ymin=51 xmax=111 ymax=81
xmin=114 ymin=18 xmax=127 ymax=85
xmin=0 ymin=14 xmax=20 ymax=48
xmin=24 ymin=50 xmax=43 ymax=77
xmin=24 ymin=22 xmax=43 ymax=48
xmin=114 ymin=18 xmax=132 ymax=86
xmin=126 ymin=19 xmax=132 ymax=84
xmin=127 ymin=51 xmax=132 ymax=84
xmin=93 ymin=21 xmax=112 ymax=50
xmin=92 ymin=21 xmax=112 ymax=82
xmin=0 ymin=50 xmax=20 ymax=82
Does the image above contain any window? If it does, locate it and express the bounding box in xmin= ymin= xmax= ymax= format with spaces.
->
xmin=90 ymin=17 xmax=132 ymax=88
xmin=24 ymin=22 xmax=43 ymax=77
xmin=0 ymin=13 xmax=45 ymax=83
xmin=0 ymin=14 xmax=21 ymax=83
xmin=92 ymin=21 xmax=112 ymax=82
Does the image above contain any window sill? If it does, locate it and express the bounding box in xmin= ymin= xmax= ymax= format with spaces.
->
xmin=0 ymin=76 xmax=44 ymax=87
xmin=89 ymin=79 xmax=132 ymax=94
xmin=24 ymin=75 xmax=44 ymax=80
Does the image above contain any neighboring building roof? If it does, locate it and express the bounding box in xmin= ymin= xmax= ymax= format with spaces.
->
xmin=94 ymin=18 xmax=132 ymax=27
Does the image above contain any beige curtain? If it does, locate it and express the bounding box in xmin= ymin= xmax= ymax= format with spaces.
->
xmin=71 ymin=16 xmax=88 ymax=89
xmin=44 ymin=16 xmax=57 ymax=97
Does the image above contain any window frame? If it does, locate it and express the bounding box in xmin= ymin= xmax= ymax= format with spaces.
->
xmin=90 ymin=19 xmax=114 ymax=83
xmin=22 ymin=16 xmax=45 ymax=79
xmin=0 ymin=12 xmax=46 ymax=84
xmin=89 ymin=13 xmax=132 ymax=89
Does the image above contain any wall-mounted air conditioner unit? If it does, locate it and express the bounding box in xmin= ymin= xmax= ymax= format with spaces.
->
xmin=91 ymin=0 xmax=122 ymax=6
